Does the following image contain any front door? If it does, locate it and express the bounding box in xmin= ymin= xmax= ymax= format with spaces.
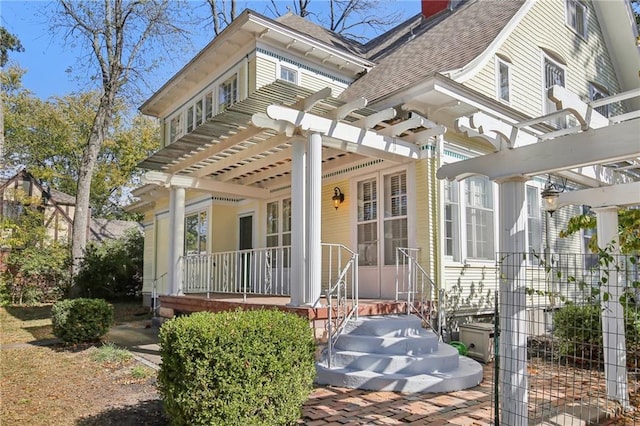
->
xmin=238 ymin=214 xmax=253 ymax=292
xmin=356 ymin=170 xmax=409 ymax=299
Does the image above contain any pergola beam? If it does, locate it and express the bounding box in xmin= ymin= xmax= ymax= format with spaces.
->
xmin=437 ymin=118 xmax=640 ymax=181
xmin=265 ymin=105 xmax=421 ymax=160
xmin=143 ymin=171 xmax=270 ymax=199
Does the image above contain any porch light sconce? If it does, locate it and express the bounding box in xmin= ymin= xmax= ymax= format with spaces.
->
xmin=332 ymin=187 xmax=345 ymax=210
xmin=541 ymin=181 xmax=563 ymax=216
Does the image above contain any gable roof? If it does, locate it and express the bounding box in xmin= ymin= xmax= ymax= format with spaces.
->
xmin=275 ymin=12 xmax=365 ymax=56
xmin=339 ymin=0 xmax=525 ymax=103
xmin=90 ymin=218 xmax=142 ymax=243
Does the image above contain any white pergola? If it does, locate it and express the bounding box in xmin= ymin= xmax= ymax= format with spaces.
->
xmin=140 ymin=80 xmax=445 ymax=307
xmin=438 ymin=86 xmax=640 ymax=424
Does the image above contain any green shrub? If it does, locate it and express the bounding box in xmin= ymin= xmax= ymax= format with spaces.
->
xmin=554 ymin=304 xmax=640 ymax=360
xmin=74 ymin=229 xmax=143 ymax=301
xmin=51 ymin=298 xmax=114 ymax=344
xmin=158 ymin=309 xmax=316 ymax=426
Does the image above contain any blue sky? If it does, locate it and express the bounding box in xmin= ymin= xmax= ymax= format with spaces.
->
xmin=2 ymin=1 xmax=416 ymax=102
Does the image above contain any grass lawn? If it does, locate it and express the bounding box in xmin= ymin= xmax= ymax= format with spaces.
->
xmin=0 ymin=302 xmax=163 ymax=426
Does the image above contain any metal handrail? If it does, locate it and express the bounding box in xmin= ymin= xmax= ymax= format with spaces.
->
xmin=395 ymin=247 xmax=440 ymax=337
xmin=322 ymin=243 xmax=359 ymax=369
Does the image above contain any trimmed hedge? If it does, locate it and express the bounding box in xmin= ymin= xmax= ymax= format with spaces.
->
xmin=158 ymin=309 xmax=316 ymax=426
xmin=51 ymin=298 xmax=114 ymax=344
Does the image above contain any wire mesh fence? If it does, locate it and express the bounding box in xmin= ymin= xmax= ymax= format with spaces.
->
xmin=492 ymin=252 xmax=639 ymax=425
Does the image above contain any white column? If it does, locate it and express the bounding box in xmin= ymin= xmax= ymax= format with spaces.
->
xmin=305 ymin=131 xmax=323 ymax=306
xmin=289 ymin=138 xmax=306 ymax=306
xmin=497 ymin=177 xmax=529 ymax=426
xmin=593 ymin=206 xmax=629 ymax=409
xmin=168 ymin=186 xmax=186 ymax=295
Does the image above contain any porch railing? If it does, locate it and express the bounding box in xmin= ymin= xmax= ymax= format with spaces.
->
xmin=182 ymin=246 xmax=291 ymax=300
xmin=322 ymin=243 xmax=359 ymax=368
xmin=395 ymin=247 xmax=439 ymax=336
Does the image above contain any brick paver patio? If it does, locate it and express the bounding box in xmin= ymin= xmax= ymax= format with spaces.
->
xmin=299 ymin=365 xmax=495 ymax=425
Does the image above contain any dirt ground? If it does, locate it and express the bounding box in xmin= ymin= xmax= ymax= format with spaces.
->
xmin=0 ymin=303 xmax=167 ymax=426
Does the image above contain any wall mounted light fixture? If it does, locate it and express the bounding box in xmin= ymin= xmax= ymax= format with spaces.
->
xmin=332 ymin=187 xmax=345 ymax=210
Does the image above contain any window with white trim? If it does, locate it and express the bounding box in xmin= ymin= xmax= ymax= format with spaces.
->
xmin=496 ymin=57 xmax=511 ymax=104
xmin=266 ymin=198 xmax=291 ymax=266
xmin=383 ymin=172 xmax=408 ymax=265
xmin=184 ymin=210 xmax=208 ymax=255
xmin=280 ymin=66 xmax=298 ymax=84
xmin=444 ymin=180 xmax=460 ymax=260
xmin=589 ymin=82 xmax=609 ymax=118
xmin=543 ymin=55 xmax=566 ymax=128
xmin=465 ymin=176 xmax=494 ymax=260
xmin=357 ymin=178 xmax=378 ymax=266
xmin=565 ymin=0 xmax=587 ymax=39
xmin=219 ymin=74 xmax=238 ymax=111
xmin=527 ymin=185 xmax=542 ymax=261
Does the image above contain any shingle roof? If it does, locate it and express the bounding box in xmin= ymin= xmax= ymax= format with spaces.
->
xmin=48 ymin=188 xmax=75 ymax=205
xmin=339 ymin=0 xmax=525 ymax=103
xmin=90 ymin=218 xmax=142 ymax=243
xmin=275 ymin=12 xmax=365 ymax=56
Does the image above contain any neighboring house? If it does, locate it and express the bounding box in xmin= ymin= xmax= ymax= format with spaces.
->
xmin=131 ymin=0 xmax=640 ymax=314
xmin=0 ymin=169 xmax=141 ymax=250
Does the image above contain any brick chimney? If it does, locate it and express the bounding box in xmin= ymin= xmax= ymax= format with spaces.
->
xmin=421 ymin=0 xmax=450 ymax=18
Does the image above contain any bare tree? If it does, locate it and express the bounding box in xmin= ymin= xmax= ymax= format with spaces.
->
xmin=54 ymin=0 xmax=189 ymax=291
xmin=206 ymin=0 xmax=238 ymax=36
xmin=268 ymin=0 xmax=404 ymax=40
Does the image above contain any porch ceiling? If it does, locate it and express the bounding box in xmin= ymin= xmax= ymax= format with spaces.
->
xmin=139 ymin=80 xmax=440 ymax=193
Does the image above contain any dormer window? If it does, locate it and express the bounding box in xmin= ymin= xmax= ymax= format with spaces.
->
xmin=280 ymin=66 xmax=298 ymax=84
xmin=219 ymin=74 xmax=238 ymax=111
xmin=565 ymin=0 xmax=587 ymax=39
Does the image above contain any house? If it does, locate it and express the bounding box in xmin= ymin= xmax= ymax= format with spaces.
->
xmin=130 ymin=0 xmax=640 ymax=398
xmin=0 ymin=169 xmax=141 ymax=249
xmin=133 ymin=0 xmax=639 ymax=312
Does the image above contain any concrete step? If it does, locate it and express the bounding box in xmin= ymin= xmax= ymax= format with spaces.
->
xmin=329 ymin=343 xmax=459 ymax=374
xmin=334 ymin=332 xmax=439 ymax=355
xmin=316 ymin=356 xmax=483 ymax=393
xmin=342 ymin=315 xmax=426 ymax=337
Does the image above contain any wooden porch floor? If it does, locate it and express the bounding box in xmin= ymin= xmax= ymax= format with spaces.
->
xmin=158 ymin=294 xmax=413 ymax=321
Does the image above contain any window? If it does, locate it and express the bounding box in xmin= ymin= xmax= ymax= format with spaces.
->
xmin=383 ymin=172 xmax=408 ymax=265
xmin=169 ymin=114 xmax=182 ymax=144
xmin=565 ymin=0 xmax=587 ymax=39
xmin=527 ymin=185 xmax=542 ymax=261
xmin=444 ymin=180 xmax=460 ymax=259
xmin=581 ymin=206 xmax=599 ymax=270
xmin=280 ymin=66 xmax=298 ymax=84
xmin=465 ymin=176 xmax=494 ymax=260
xmin=589 ymin=83 xmax=609 ymax=118
xmin=496 ymin=57 xmax=511 ymax=103
xmin=219 ymin=74 xmax=238 ymax=111
xmin=266 ymin=198 xmax=291 ymax=266
xmin=205 ymin=92 xmax=213 ymax=119
xmin=357 ymin=179 xmax=378 ymax=266
xmin=543 ymin=56 xmax=566 ymax=128
xmin=184 ymin=211 xmax=208 ymax=255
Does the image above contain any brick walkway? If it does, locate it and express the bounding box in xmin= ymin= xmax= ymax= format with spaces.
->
xmin=299 ymin=365 xmax=495 ymax=425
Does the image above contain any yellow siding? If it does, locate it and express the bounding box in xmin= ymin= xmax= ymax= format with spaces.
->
xmin=444 ymin=264 xmax=496 ymax=316
xmin=142 ymin=224 xmax=155 ymax=295
xmin=300 ymin=74 xmax=345 ymax=97
xmin=256 ymin=57 xmax=277 ymax=90
xmin=321 ymin=179 xmax=351 ymax=248
xmin=155 ymin=215 xmax=170 ymax=295
xmin=466 ymin=0 xmax=623 ymax=117
xmin=212 ymin=204 xmax=239 ymax=252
